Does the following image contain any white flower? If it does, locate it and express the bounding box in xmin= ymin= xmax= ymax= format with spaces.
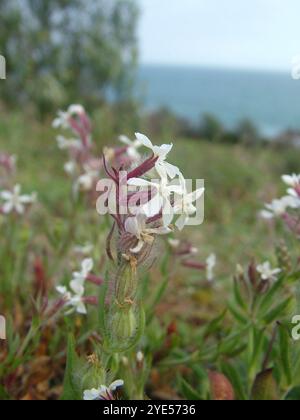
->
xmin=135 ymin=133 xmax=180 ymax=179
xmin=64 ymin=161 xmax=76 ymax=175
xmin=71 ymin=258 xmax=93 ymax=291
xmin=260 ymin=196 xmax=299 ymax=219
xmin=282 ymin=174 xmax=300 ymax=188
xmin=56 ymin=284 xmax=87 ymax=315
xmin=173 ymin=174 xmax=204 ymax=230
xmin=206 ymin=254 xmax=216 ymax=282
xmin=257 ymin=261 xmax=281 ymax=282
xmin=76 ymin=165 xmax=99 ymax=191
xmin=128 ymin=175 xmax=182 ymax=225
xmin=53 ymin=104 xmax=85 ymax=129
xmin=56 ymin=135 xmax=82 ymax=151
xmin=125 ymin=212 xmax=171 ymax=253
xmin=119 ymin=135 xmax=142 ymax=160
xmin=83 ymin=380 xmax=124 ymax=401
xmin=0 ymin=184 xmax=36 ymax=214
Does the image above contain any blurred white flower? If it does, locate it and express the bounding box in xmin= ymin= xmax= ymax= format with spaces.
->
xmin=53 ymin=104 xmax=85 ymax=129
xmin=71 ymin=258 xmax=93 ymax=290
xmin=257 ymin=261 xmax=281 ymax=282
xmin=56 ymin=135 xmax=81 ymax=151
xmin=0 ymin=184 xmax=36 ymax=214
xmin=119 ymin=135 xmax=142 ymax=160
xmin=206 ymin=253 xmax=216 ymax=282
xmin=282 ymin=174 xmax=300 ymax=188
xmin=76 ymin=165 xmax=99 ymax=191
xmin=173 ymin=174 xmax=204 ymax=230
xmin=56 ymin=284 xmax=87 ymax=315
xmin=125 ymin=212 xmax=171 ymax=253
xmin=83 ymin=380 xmax=124 ymax=401
xmin=135 ymin=133 xmax=180 ymax=179
xmin=64 ymin=161 xmax=76 ymax=175
xmin=260 ymin=196 xmax=298 ymax=219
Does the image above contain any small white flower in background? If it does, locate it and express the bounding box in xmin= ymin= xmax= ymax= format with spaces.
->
xmin=56 ymin=135 xmax=82 ymax=151
xmin=260 ymin=196 xmax=298 ymax=219
xmin=257 ymin=261 xmax=281 ymax=282
xmin=83 ymin=380 xmax=124 ymax=401
xmin=135 ymin=133 xmax=180 ymax=179
xmin=173 ymin=174 xmax=204 ymax=230
xmin=71 ymin=258 xmax=93 ymax=290
xmin=56 ymin=284 xmax=87 ymax=315
xmin=206 ymin=254 xmax=216 ymax=282
xmin=125 ymin=212 xmax=171 ymax=254
xmin=64 ymin=161 xmax=76 ymax=175
xmin=0 ymin=184 xmax=36 ymax=214
xmin=119 ymin=135 xmax=142 ymax=161
xmin=76 ymin=165 xmax=99 ymax=191
xmin=52 ymin=104 xmax=85 ymax=129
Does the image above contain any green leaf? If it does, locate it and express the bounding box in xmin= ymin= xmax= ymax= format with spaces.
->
xmin=61 ymin=334 xmax=82 ymax=401
xmin=227 ymin=301 xmax=249 ymax=324
xmin=179 ymin=377 xmax=203 ymax=400
xmin=262 ymin=298 xmax=292 ymax=324
xmin=278 ymin=323 xmax=292 ymax=386
xmin=220 ymin=362 xmax=247 ymax=401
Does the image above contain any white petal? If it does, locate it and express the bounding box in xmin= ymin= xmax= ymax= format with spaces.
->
xmin=109 ymin=380 xmax=124 ymax=392
xmin=82 ymin=258 xmax=93 ymax=274
xmin=2 ymin=201 xmax=13 ymax=214
xmin=0 ymin=190 xmax=12 ymax=200
xmin=130 ymin=240 xmax=145 ymax=254
xmin=175 ymin=214 xmax=188 ymax=231
xmin=163 ymin=162 xmax=180 ymax=179
xmin=135 ymin=133 xmax=153 ymax=149
xmin=125 ymin=216 xmax=140 ymax=237
xmin=76 ymin=301 xmax=87 ymax=315
xmin=127 ymin=178 xmax=153 ymax=188
xmin=83 ymin=388 xmax=100 ymax=401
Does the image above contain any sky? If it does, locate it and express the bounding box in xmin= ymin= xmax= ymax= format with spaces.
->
xmin=138 ymin=0 xmax=300 ymax=71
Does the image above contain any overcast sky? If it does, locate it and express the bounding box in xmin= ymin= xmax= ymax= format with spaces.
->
xmin=138 ymin=0 xmax=300 ymax=71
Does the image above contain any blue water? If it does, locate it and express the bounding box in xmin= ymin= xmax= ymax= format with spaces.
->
xmin=138 ymin=65 xmax=300 ymax=136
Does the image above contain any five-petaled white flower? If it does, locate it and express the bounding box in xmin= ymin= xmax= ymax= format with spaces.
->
xmin=135 ymin=133 xmax=180 ymax=179
xmin=206 ymin=253 xmax=216 ymax=282
xmin=119 ymin=135 xmax=142 ymax=161
xmin=83 ymin=380 xmax=124 ymax=401
xmin=260 ymin=196 xmax=299 ymax=219
xmin=125 ymin=212 xmax=171 ymax=253
xmin=0 ymin=184 xmax=36 ymax=215
xmin=257 ymin=261 xmax=281 ymax=282
xmin=173 ymin=174 xmax=204 ymax=230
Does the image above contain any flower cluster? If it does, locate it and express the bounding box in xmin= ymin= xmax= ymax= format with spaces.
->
xmin=261 ymin=174 xmax=300 ymax=237
xmin=103 ymin=133 xmax=204 ymax=260
xmin=53 ymin=104 xmax=101 ymax=194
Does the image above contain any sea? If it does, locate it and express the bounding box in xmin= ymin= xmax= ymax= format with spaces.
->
xmin=137 ymin=64 xmax=300 ymax=137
